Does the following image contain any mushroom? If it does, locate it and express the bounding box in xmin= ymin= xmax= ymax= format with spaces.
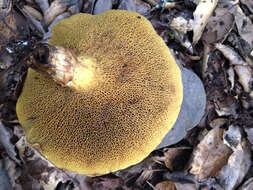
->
xmin=16 ymin=10 xmax=183 ymax=176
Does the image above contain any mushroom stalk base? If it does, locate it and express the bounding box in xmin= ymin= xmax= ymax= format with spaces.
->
xmin=28 ymin=43 xmax=96 ymax=91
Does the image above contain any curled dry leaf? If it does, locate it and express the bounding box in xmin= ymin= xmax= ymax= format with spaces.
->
xmin=218 ymin=137 xmax=251 ymax=190
xmin=164 ymin=147 xmax=192 ymax=171
xmin=215 ymin=43 xmax=248 ymax=66
xmin=192 ymin=0 xmax=218 ymax=44
xmin=239 ymin=178 xmax=253 ymax=190
xmin=190 ymin=127 xmax=232 ymax=181
xmin=234 ymin=65 xmax=252 ymax=94
xmin=22 ymin=5 xmax=43 ymax=21
xmin=234 ymin=6 xmax=253 ymax=52
xmin=155 ymin=181 xmax=177 ymax=190
xmin=209 ymin=118 xmax=228 ymax=129
xmin=44 ymin=12 xmax=71 ymax=40
xmin=202 ymin=8 xmax=234 ymax=44
xmin=44 ymin=0 xmax=79 ymax=25
xmin=34 ymin=0 xmax=49 ymax=13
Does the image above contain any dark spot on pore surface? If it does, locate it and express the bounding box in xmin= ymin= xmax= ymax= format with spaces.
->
xmin=27 ymin=116 xmax=36 ymax=121
xmin=137 ymin=16 xmax=141 ymax=19
xmin=128 ymin=98 xmax=140 ymax=105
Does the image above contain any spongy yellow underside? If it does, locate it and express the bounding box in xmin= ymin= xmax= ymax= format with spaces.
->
xmin=16 ymin=10 xmax=183 ymax=176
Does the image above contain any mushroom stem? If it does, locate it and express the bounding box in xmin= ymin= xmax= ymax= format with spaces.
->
xmin=28 ymin=43 xmax=77 ymax=87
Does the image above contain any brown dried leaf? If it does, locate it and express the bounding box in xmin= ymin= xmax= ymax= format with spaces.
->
xmin=155 ymin=181 xmax=177 ymax=190
xmin=164 ymin=147 xmax=192 ymax=171
xmin=202 ymin=8 xmax=234 ymax=44
xmin=218 ymin=127 xmax=251 ymax=190
xmin=192 ymin=0 xmax=218 ymax=44
xmin=0 ymin=11 xmax=16 ymax=48
xmin=190 ymin=127 xmax=232 ymax=181
xmin=209 ymin=118 xmax=228 ymax=129
xmin=44 ymin=0 xmax=75 ymax=25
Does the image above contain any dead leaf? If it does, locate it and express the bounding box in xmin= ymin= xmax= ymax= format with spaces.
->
xmin=93 ymin=0 xmax=112 ymax=15
xmin=44 ymin=0 xmax=79 ymax=25
xmin=234 ymin=6 xmax=253 ymax=48
xmin=192 ymin=0 xmax=218 ymax=44
xmin=218 ymin=135 xmax=251 ymax=190
xmin=234 ymin=65 xmax=252 ymax=93
xmin=190 ymin=127 xmax=232 ymax=181
xmin=209 ymin=118 xmax=228 ymax=129
xmin=239 ymin=177 xmax=253 ymax=190
xmin=91 ymin=176 xmax=130 ymax=190
xmin=215 ymin=43 xmax=248 ymax=66
xmin=214 ymin=94 xmax=239 ymax=117
xmin=202 ymin=8 xmax=234 ymax=44
xmin=227 ymin=66 xmax=235 ymax=90
xmin=22 ymin=5 xmax=43 ymax=21
xmin=15 ymin=137 xmax=81 ymax=190
xmin=34 ymin=0 xmax=49 ymax=13
xmin=155 ymin=181 xmax=177 ymax=190
xmin=175 ymin=183 xmax=196 ymax=190
xmin=118 ymin=0 xmax=136 ymax=11
xmin=164 ymin=147 xmax=192 ymax=171
xmin=133 ymin=0 xmax=151 ymax=15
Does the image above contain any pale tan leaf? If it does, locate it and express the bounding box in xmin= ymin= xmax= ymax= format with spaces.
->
xmin=190 ymin=127 xmax=232 ymax=180
xmin=192 ymin=0 xmax=218 ymax=44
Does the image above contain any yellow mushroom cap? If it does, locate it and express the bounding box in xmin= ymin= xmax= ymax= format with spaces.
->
xmin=16 ymin=10 xmax=183 ymax=176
